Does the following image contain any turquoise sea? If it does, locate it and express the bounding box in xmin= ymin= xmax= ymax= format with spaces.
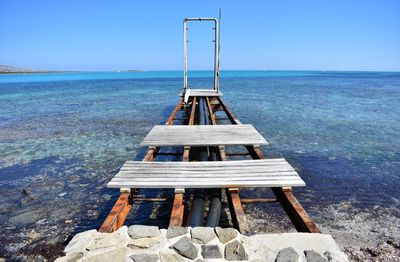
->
xmin=1 ymin=71 xmax=400 ymax=260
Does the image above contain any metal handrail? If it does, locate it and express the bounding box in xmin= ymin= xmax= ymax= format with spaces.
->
xmin=183 ymin=17 xmax=219 ymax=94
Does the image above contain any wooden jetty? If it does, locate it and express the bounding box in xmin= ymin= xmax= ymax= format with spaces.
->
xmin=99 ymin=17 xmax=320 ymax=234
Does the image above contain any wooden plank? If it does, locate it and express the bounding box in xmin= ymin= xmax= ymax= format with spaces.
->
xmin=108 ymin=180 xmax=305 ymax=189
xmin=184 ymin=89 xmax=221 ymax=103
xmin=186 ymin=89 xmax=222 ymax=97
xmin=140 ymin=124 xmax=268 ymax=146
xmin=108 ymin=158 xmax=305 ymax=189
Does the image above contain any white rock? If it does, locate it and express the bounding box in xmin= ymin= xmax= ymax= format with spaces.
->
xmin=64 ymin=229 xmax=97 ymax=253
xmin=86 ymin=232 xmax=122 ymax=251
xmin=82 ymin=247 xmax=126 ymax=262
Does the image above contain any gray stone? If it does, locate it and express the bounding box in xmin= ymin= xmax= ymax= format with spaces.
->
xmin=191 ymin=227 xmax=216 ymax=244
xmin=167 ymin=226 xmax=188 ymax=239
xmin=225 ymin=240 xmax=248 ymax=261
xmin=128 ymin=225 xmax=160 ymax=239
xmin=215 ymin=227 xmax=238 ymax=244
xmin=304 ymin=250 xmax=328 ymax=262
xmin=86 ymin=233 xmax=121 ymax=251
xmin=82 ymin=248 xmax=125 ymax=262
xmin=64 ymin=229 xmax=97 ymax=253
xmin=128 ymin=236 xmax=160 ymax=249
xmin=170 ymin=236 xmax=198 ymax=260
xmin=130 ymin=253 xmax=159 ymax=262
xmin=275 ymin=247 xmax=299 ymax=262
xmin=160 ymin=251 xmax=187 ymax=262
xmin=201 ymin=245 xmax=222 ymax=259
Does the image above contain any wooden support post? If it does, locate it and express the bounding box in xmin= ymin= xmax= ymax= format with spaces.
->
xmin=99 ymin=192 xmax=132 ymax=233
xmin=169 ymin=189 xmax=185 ymax=226
xmin=226 ymin=188 xmax=250 ymax=234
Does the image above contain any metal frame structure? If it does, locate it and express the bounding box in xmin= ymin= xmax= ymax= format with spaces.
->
xmin=183 ymin=18 xmax=220 ymax=94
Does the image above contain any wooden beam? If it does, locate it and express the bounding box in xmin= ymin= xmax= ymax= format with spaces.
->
xmin=205 ymin=97 xmax=217 ymax=125
xmin=189 ymin=97 xmax=196 ymax=125
xmin=169 ymin=190 xmax=185 ymax=226
xmin=169 ymin=98 xmax=195 ymax=226
xmin=226 ymin=188 xmax=250 ymax=234
xmin=166 ymin=99 xmax=184 ymax=125
xmin=218 ymin=146 xmax=250 ymax=234
xmin=99 ymin=192 xmax=132 ymax=233
xmin=272 ymin=187 xmax=320 ymax=233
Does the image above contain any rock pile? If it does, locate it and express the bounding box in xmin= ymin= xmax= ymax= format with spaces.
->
xmin=56 ymin=225 xmax=348 ymax=261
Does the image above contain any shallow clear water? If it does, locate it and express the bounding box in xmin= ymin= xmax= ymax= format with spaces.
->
xmin=1 ymin=71 xmax=399 ymax=259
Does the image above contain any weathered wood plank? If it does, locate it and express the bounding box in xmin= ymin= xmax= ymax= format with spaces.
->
xmin=184 ymin=89 xmax=222 ymax=103
xmin=140 ymin=124 xmax=268 ymax=147
xmin=107 ymin=158 xmax=305 ymax=189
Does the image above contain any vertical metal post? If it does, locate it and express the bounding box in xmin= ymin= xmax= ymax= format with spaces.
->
xmin=183 ymin=20 xmax=188 ymax=92
xmin=213 ymin=19 xmax=219 ymax=93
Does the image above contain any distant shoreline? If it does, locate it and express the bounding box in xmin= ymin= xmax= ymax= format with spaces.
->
xmin=0 ymin=71 xmax=79 ymax=75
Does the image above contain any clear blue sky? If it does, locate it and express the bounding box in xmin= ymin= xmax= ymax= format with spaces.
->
xmin=1 ymin=0 xmax=399 ymax=71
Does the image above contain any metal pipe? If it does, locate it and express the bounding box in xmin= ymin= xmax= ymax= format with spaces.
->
xmin=188 ymin=98 xmax=208 ymax=227
xmin=183 ymin=20 xmax=188 ymax=92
